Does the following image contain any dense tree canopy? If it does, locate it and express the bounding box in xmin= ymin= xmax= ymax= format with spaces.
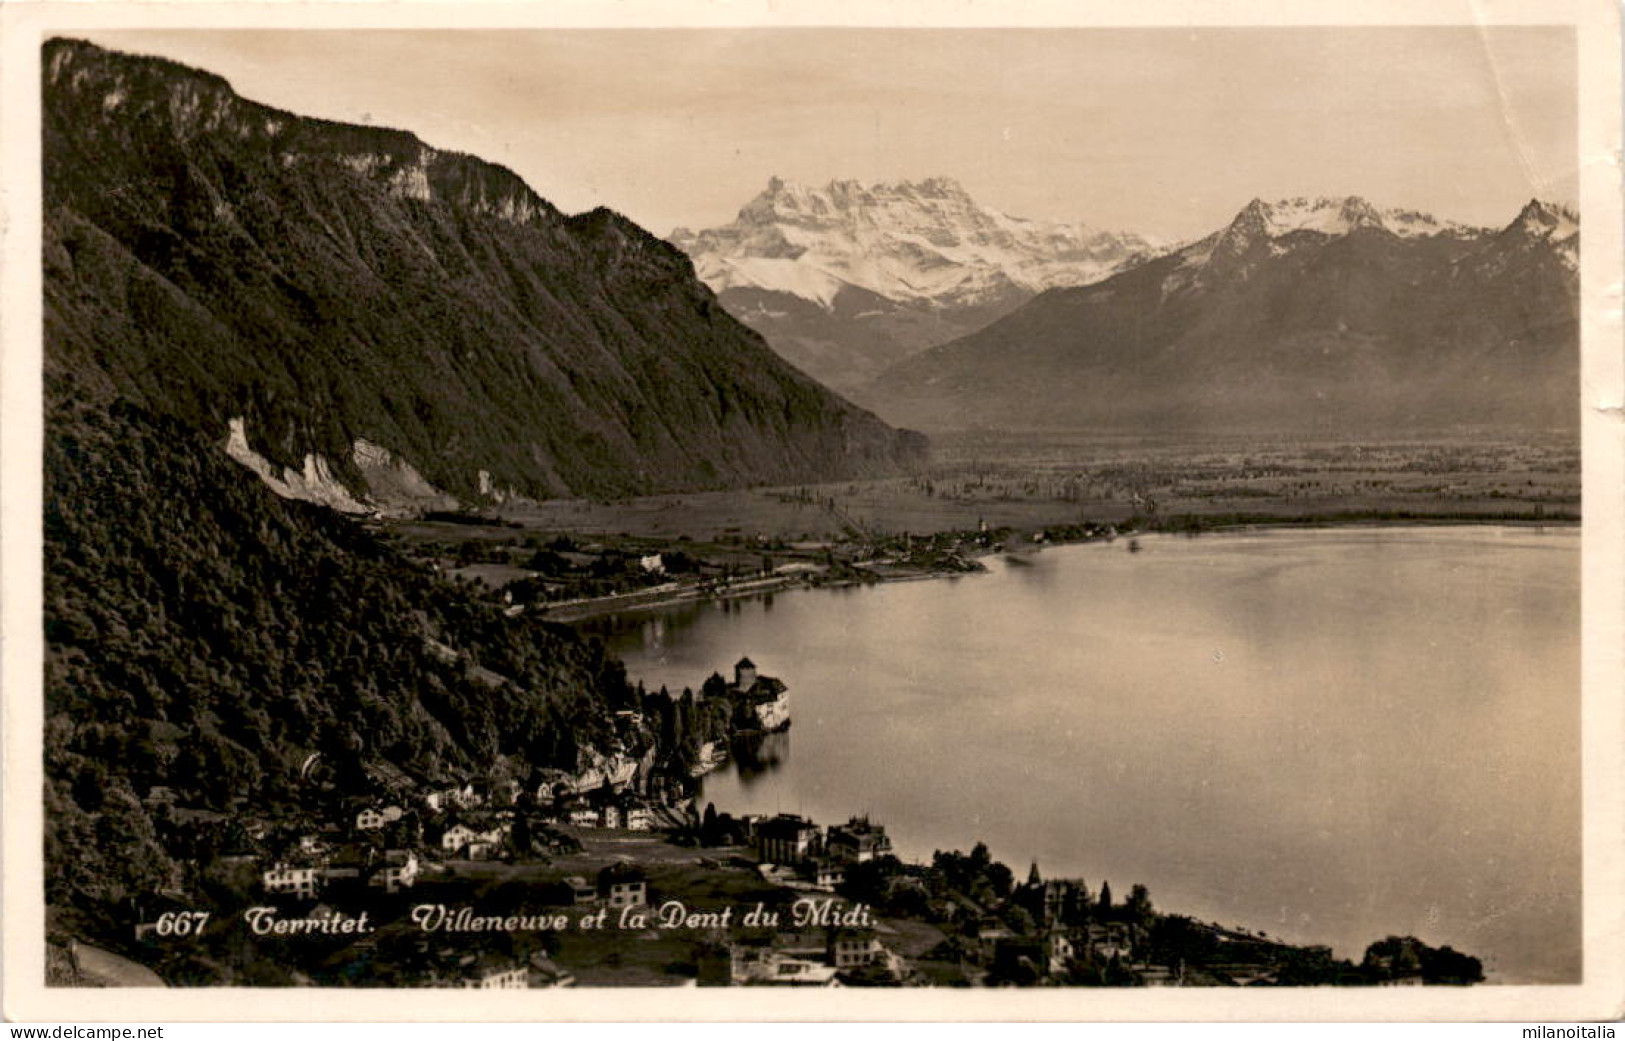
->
xmin=44 ymin=400 xmax=631 ymax=934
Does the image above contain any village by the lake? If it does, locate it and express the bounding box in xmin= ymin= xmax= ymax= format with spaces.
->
xmin=52 ymin=647 xmax=1486 ymax=989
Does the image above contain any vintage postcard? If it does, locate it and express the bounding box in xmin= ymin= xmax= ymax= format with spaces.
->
xmin=2 ymin=0 xmax=1621 ymax=1023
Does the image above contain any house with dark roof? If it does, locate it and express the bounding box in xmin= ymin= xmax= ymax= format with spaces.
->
xmin=754 ymin=814 xmax=821 ymax=866
xmin=826 ymin=816 xmax=892 ymax=863
xmin=597 ymin=862 xmax=648 ymax=908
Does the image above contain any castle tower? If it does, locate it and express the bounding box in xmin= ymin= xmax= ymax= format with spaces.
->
xmin=734 ymin=657 xmax=758 ymax=691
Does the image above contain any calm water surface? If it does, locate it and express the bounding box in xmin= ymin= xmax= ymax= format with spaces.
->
xmin=580 ymin=527 xmax=1579 ymax=982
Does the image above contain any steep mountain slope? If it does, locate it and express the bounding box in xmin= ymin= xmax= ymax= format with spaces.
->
xmin=43 ymin=39 xmax=924 ymax=511
xmin=670 ymin=177 xmax=1155 ymax=393
xmin=866 ymin=196 xmax=1579 ymax=434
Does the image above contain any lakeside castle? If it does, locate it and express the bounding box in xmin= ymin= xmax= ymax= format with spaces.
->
xmin=730 ymin=657 xmax=791 ymax=732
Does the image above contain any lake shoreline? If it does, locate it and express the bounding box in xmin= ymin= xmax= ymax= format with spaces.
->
xmin=542 ymin=512 xmax=1577 ymax=624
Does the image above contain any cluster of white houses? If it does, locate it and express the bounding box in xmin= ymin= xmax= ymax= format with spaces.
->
xmin=261 ymin=771 xmax=669 ymax=898
xmin=262 ymin=846 xmax=421 ymax=899
xmin=557 ymin=798 xmax=658 ymax=832
xmin=260 ymin=804 xmax=514 ymax=898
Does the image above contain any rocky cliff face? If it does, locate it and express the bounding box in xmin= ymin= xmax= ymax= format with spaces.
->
xmin=670 ymin=177 xmax=1155 ymax=394
xmin=866 ymin=195 xmax=1578 ymax=434
xmin=43 ymin=39 xmax=925 ymax=509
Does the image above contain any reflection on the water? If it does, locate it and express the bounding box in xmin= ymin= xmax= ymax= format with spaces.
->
xmin=729 ymin=730 xmax=789 ymax=785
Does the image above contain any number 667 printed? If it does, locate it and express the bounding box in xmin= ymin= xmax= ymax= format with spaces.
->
xmin=153 ymin=911 xmax=211 ymax=938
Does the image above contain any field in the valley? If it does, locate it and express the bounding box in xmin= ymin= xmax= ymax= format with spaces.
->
xmin=371 ymin=432 xmax=1579 ymax=612
xmin=493 ymin=432 xmax=1580 ymax=541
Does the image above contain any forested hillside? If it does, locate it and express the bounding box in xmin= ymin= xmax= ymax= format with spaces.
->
xmin=44 ymin=400 xmax=631 ymax=939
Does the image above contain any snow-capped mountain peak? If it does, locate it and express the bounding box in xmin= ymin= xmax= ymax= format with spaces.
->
xmin=1510 ymin=199 xmax=1580 ymax=243
xmin=1164 ymin=196 xmax=1496 ymax=298
xmin=1223 ymin=195 xmax=1480 ymax=242
xmin=671 ymin=176 xmax=1158 ymax=313
xmin=1495 ymin=199 xmax=1580 ymax=273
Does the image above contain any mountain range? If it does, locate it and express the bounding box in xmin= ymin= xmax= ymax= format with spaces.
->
xmin=670 ymin=177 xmax=1154 ymax=394
xmin=43 ymin=39 xmax=924 ymax=513
xmin=35 ymin=37 xmax=1583 ymax=974
xmin=863 ymin=194 xmax=1579 ymax=434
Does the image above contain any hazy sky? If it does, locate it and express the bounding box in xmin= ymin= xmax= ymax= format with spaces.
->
xmin=81 ymin=28 xmax=1577 ymax=240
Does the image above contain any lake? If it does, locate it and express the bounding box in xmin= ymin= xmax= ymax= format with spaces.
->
xmin=579 ymin=526 xmax=1580 ymax=983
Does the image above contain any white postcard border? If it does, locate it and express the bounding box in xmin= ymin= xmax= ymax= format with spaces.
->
xmin=3 ymin=0 xmax=1620 ymax=1023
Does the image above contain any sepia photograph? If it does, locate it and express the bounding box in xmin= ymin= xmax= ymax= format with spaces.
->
xmin=2 ymin=0 xmax=1621 ymax=1023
